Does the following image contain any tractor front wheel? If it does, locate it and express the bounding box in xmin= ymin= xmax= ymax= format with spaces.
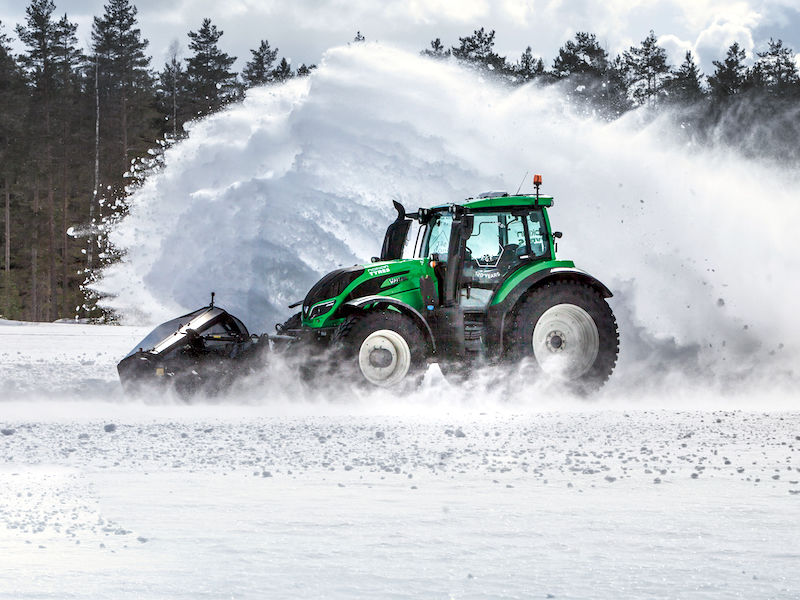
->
xmin=332 ymin=310 xmax=427 ymax=389
xmin=509 ymin=280 xmax=619 ymax=393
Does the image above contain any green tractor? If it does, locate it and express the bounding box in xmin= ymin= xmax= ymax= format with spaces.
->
xmin=118 ymin=176 xmax=618 ymax=394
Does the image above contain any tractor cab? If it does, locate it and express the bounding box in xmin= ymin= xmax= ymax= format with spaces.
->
xmin=412 ymin=196 xmax=555 ymax=311
xmin=369 ymin=184 xmax=568 ymax=363
xmin=379 ymin=192 xmax=556 ymax=311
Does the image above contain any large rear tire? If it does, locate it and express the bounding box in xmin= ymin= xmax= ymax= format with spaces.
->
xmin=332 ymin=310 xmax=427 ymax=389
xmin=508 ymin=280 xmax=618 ymax=394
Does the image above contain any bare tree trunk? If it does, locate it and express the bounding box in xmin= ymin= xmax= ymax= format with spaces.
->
xmin=88 ymin=58 xmax=99 ymax=275
xmin=47 ymin=173 xmax=55 ymax=321
xmin=62 ymin=140 xmax=69 ymax=318
xmin=172 ymin=76 xmax=177 ymax=139
xmin=44 ymin=59 xmax=53 ymax=321
xmin=3 ymin=178 xmax=9 ymax=272
xmin=31 ymin=183 xmax=39 ymax=321
xmin=167 ymin=42 xmax=179 ymax=140
xmin=121 ymin=93 xmax=128 ymax=172
xmin=3 ymin=177 xmax=10 ymax=316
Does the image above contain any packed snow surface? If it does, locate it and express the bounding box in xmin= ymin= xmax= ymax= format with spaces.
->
xmin=3 ymin=409 xmax=800 ymax=600
xmin=2 ymin=321 xmax=800 ymax=599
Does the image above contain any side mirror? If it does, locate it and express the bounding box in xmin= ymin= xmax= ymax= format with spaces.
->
xmin=553 ymin=231 xmax=563 ymax=239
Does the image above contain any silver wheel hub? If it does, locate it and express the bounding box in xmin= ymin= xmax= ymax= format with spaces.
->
xmin=546 ymin=330 xmax=565 ymax=352
xmin=368 ymin=347 xmax=393 ymax=369
xmin=358 ymin=329 xmax=412 ymax=387
xmin=532 ymin=304 xmax=599 ymax=379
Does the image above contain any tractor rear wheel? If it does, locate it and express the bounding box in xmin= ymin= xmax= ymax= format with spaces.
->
xmin=332 ymin=310 xmax=427 ymax=389
xmin=509 ymin=280 xmax=618 ymax=393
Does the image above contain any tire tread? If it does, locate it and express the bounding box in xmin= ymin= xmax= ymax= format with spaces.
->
xmin=509 ymin=280 xmax=619 ymax=393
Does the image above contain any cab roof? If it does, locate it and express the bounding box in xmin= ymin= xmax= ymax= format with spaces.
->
xmin=428 ymin=193 xmax=554 ymax=211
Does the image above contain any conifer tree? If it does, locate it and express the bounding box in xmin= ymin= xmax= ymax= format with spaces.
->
xmin=272 ymin=57 xmax=293 ymax=82
xmin=0 ymin=21 xmax=27 ymax=318
xmin=552 ymin=32 xmax=608 ymax=78
xmin=88 ymin=0 xmax=154 ymax=320
xmin=623 ymin=30 xmax=670 ymax=107
xmin=186 ymin=18 xmax=237 ymax=117
xmin=17 ymin=5 xmax=89 ymax=320
xmin=707 ymin=42 xmax=747 ymax=99
xmin=16 ymin=0 xmax=59 ymax=320
xmin=451 ymin=28 xmax=508 ymax=75
xmin=91 ymin=0 xmax=152 ymax=174
xmin=295 ymin=63 xmax=316 ymax=77
xmin=53 ymin=14 xmax=82 ymax=87
xmin=751 ymin=38 xmax=799 ymax=96
xmin=603 ymin=55 xmax=632 ymax=118
xmin=242 ymin=39 xmax=278 ymax=87
xmin=156 ymin=41 xmax=187 ymax=139
xmin=52 ymin=12 xmax=85 ymax=317
xmin=551 ymin=32 xmax=628 ymax=118
xmin=421 ymin=38 xmax=450 ymax=59
xmin=515 ymin=46 xmax=544 ymax=82
xmin=664 ymin=50 xmax=704 ymax=104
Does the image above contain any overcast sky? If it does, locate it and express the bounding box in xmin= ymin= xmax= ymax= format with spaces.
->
xmin=2 ymin=0 xmax=799 ymax=74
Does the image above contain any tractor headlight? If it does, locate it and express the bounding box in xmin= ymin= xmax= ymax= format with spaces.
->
xmin=308 ymin=300 xmax=335 ymax=320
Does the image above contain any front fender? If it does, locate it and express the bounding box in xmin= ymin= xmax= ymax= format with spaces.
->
xmin=341 ymin=295 xmax=436 ymax=353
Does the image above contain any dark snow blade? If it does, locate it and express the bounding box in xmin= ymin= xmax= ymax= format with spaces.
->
xmin=117 ymin=305 xmax=265 ymax=397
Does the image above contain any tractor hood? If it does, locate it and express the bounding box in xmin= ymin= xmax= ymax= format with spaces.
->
xmin=302 ymin=259 xmax=433 ymax=326
xmin=302 ymin=265 xmax=365 ymax=314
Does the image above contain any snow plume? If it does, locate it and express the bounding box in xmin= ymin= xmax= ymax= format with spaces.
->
xmin=95 ymin=43 xmax=800 ymax=396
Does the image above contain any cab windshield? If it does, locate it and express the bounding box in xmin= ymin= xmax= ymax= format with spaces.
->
xmin=417 ymin=213 xmax=453 ymax=260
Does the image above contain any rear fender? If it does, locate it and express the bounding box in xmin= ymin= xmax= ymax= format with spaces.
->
xmin=340 ymin=295 xmax=435 ymax=353
xmin=486 ymin=267 xmax=613 ymax=356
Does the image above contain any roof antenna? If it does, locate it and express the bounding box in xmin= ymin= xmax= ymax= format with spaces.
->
xmin=210 ymin=291 xmax=215 ymax=308
xmin=514 ymin=171 xmax=529 ymax=196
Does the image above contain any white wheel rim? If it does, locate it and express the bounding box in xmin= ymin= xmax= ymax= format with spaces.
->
xmin=358 ymin=329 xmax=412 ymax=387
xmin=532 ymin=303 xmax=599 ymax=380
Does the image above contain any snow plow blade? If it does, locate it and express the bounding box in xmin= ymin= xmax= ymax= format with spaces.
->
xmin=117 ymin=305 xmax=268 ymax=396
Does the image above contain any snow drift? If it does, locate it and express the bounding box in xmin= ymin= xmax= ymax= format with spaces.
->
xmin=95 ymin=43 xmax=800 ymax=395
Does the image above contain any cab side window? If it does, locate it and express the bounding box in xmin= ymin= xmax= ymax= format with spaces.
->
xmin=527 ymin=212 xmax=548 ymax=258
xmin=464 ymin=213 xmax=525 ymax=284
xmin=468 ymin=215 xmax=503 ymax=267
xmin=506 ymin=216 xmax=527 ymax=250
xmin=463 ymin=209 xmax=549 ymax=289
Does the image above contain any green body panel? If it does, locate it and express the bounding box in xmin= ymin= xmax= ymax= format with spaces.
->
xmin=490 ymin=259 xmax=576 ymax=305
xmin=302 ymin=258 xmax=437 ymax=328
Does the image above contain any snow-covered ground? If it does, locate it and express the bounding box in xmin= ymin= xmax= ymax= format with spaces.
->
xmin=0 ymin=320 xmax=150 ymax=400
xmin=1 ymin=320 xmax=799 ymax=599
